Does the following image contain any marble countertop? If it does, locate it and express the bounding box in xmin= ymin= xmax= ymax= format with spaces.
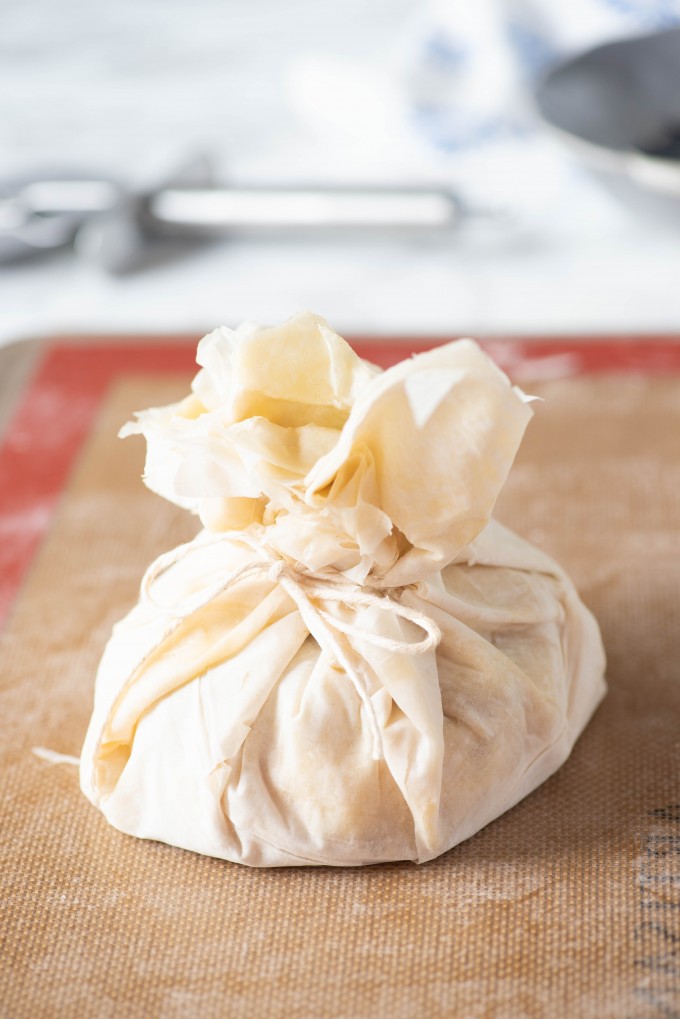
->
xmin=2 ymin=0 xmax=679 ymax=345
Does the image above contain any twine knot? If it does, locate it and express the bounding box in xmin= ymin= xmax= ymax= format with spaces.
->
xmin=140 ymin=530 xmax=441 ymax=761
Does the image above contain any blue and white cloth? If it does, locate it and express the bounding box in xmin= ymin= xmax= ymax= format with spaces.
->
xmin=405 ymin=0 xmax=680 ymax=154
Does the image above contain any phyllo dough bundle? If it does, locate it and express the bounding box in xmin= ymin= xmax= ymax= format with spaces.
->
xmin=80 ymin=312 xmax=606 ymax=867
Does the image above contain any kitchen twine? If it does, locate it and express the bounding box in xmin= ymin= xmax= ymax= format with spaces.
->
xmin=139 ymin=529 xmax=442 ymax=761
xmin=34 ymin=529 xmax=442 ymax=766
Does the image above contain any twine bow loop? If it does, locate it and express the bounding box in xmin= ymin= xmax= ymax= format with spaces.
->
xmin=140 ymin=530 xmax=442 ymax=760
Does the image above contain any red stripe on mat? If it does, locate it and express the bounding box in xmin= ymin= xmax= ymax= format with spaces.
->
xmin=0 ymin=344 xmax=196 ymax=628
xmin=1 ymin=335 xmax=680 ymax=629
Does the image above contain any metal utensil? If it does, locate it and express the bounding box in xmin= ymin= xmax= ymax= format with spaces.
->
xmin=0 ymin=172 xmax=120 ymax=265
xmin=0 ymin=156 xmax=467 ymax=272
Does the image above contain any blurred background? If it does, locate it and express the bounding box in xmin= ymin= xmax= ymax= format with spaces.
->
xmin=2 ymin=0 xmax=680 ymax=345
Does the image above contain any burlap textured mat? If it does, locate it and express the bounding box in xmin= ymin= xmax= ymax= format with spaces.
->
xmin=1 ymin=342 xmax=678 ymax=1019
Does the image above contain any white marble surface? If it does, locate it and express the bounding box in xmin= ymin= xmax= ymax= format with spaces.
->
xmin=1 ymin=0 xmax=680 ymax=345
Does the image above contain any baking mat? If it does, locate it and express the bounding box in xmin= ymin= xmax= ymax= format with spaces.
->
xmin=1 ymin=336 xmax=679 ymax=1019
